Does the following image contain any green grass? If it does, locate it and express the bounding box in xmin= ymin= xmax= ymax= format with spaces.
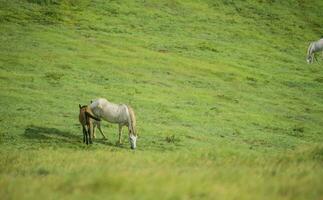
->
xmin=1 ymin=0 xmax=323 ymax=199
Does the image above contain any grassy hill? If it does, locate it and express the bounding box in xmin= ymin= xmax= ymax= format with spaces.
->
xmin=1 ymin=0 xmax=323 ymax=199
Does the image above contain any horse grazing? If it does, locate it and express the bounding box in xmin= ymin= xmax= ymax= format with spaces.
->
xmin=89 ymin=98 xmax=137 ymax=149
xmin=79 ymin=104 xmax=101 ymax=145
xmin=306 ymin=38 xmax=323 ymax=64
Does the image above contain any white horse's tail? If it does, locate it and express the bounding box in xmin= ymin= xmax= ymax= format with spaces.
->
xmin=126 ymin=105 xmax=136 ymax=136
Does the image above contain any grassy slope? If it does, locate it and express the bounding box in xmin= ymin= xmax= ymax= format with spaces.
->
xmin=0 ymin=0 xmax=323 ymax=199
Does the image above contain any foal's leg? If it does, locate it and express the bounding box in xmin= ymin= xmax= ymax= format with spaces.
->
xmin=82 ymin=126 xmax=86 ymax=143
xmin=118 ymin=124 xmax=123 ymax=144
xmin=83 ymin=126 xmax=88 ymax=145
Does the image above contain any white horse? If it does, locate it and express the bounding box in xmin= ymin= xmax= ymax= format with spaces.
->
xmin=306 ymin=38 xmax=323 ymax=64
xmin=89 ymin=98 xmax=137 ymax=149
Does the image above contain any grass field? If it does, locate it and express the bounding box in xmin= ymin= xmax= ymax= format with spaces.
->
xmin=1 ymin=0 xmax=323 ymax=199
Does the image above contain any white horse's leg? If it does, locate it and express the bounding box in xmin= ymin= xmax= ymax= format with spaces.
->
xmin=93 ymin=123 xmax=97 ymax=139
xmin=118 ymin=124 xmax=123 ymax=144
xmin=87 ymin=123 xmax=93 ymax=144
xmin=97 ymin=123 xmax=106 ymax=139
xmin=314 ymin=54 xmax=318 ymax=62
xmin=312 ymin=53 xmax=315 ymax=62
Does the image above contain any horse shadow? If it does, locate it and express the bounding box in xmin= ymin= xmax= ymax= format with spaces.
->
xmin=24 ymin=125 xmax=80 ymax=145
xmin=23 ymin=125 xmax=119 ymax=148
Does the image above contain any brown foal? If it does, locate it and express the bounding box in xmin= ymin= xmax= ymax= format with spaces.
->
xmin=79 ymin=104 xmax=101 ymax=145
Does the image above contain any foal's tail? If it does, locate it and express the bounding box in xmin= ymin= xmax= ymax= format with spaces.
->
xmin=127 ymin=105 xmax=137 ymax=136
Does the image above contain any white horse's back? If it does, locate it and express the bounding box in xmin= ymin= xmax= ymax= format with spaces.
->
xmin=90 ymin=98 xmax=128 ymax=124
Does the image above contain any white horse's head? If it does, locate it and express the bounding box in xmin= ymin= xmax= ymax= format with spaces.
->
xmin=306 ymin=55 xmax=312 ymax=64
xmin=129 ymin=134 xmax=137 ymax=149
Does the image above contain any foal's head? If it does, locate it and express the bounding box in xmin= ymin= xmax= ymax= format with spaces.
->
xmin=79 ymin=104 xmax=88 ymax=123
xmin=79 ymin=104 xmax=87 ymax=110
xmin=79 ymin=104 xmax=88 ymax=115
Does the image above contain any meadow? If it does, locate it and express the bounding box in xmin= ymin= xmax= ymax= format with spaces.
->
xmin=0 ymin=0 xmax=323 ymax=199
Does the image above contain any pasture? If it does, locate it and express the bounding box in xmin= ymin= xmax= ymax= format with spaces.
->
xmin=1 ymin=0 xmax=323 ymax=199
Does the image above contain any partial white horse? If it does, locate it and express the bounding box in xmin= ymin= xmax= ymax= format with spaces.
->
xmin=307 ymin=38 xmax=323 ymax=64
xmin=89 ymin=98 xmax=137 ymax=149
